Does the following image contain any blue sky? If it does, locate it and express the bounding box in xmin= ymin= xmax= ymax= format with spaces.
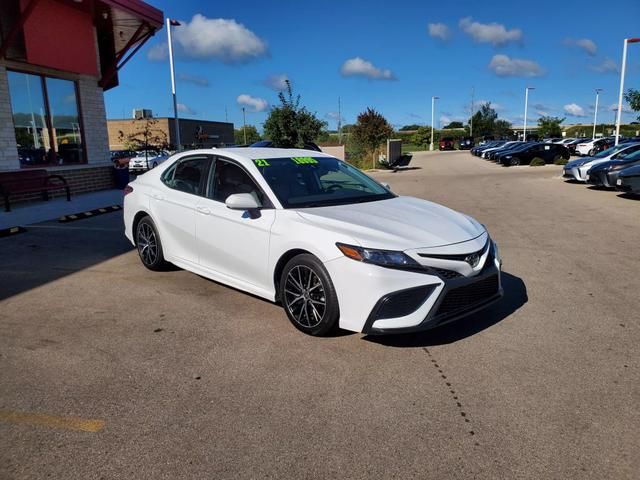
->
xmin=105 ymin=0 xmax=640 ymax=131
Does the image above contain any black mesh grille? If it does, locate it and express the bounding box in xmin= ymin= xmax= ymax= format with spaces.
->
xmin=373 ymin=285 xmax=436 ymax=320
xmin=434 ymin=275 xmax=499 ymax=319
xmin=431 ymin=267 xmax=462 ymax=279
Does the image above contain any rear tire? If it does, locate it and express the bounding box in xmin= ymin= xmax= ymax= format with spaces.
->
xmin=279 ymin=254 xmax=339 ymax=336
xmin=136 ymin=216 xmax=170 ymax=271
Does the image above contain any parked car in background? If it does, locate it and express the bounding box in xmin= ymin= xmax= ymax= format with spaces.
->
xmin=470 ymin=141 xmax=504 ymax=156
xmin=575 ymin=138 xmax=614 ymax=156
xmin=498 ymin=143 xmax=570 ymax=166
xmin=123 ymin=147 xmax=502 ymax=336
xmin=566 ymin=137 xmax=590 ymax=155
xmin=128 ymin=150 xmax=170 ymax=172
xmin=439 ymin=137 xmax=455 ymax=151
xmin=481 ymin=141 xmax=520 ymax=159
xmin=615 ymin=164 xmax=640 ymax=194
xmin=458 ymin=137 xmax=474 ymax=150
xmin=586 ymin=149 xmax=640 ymax=188
xmin=562 ymin=143 xmax=640 ymax=182
xmin=485 ymin=141 xmax=524 ymax=160
xmin=492 ymin=142 xmax=534 ymax=163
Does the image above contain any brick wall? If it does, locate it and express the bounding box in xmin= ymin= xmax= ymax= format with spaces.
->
xmin=6 ymin=166 xmax=116 ymax=205
xmin=0 ymin=64 xmax=19 ymax=170
xmin=76 ymin=76 xmax=110 ymax=165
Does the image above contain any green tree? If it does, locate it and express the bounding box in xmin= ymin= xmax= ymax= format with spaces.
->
xmin=410 ymin=126 xmax=433 ymax=149
xmin=468 ymin=102 xmax=498 ymax=138
xmin=118 ymin=118 xmax=169 ymax=168
xmin=625 ymin=88 xmax=640 ymax=121
xmin=444 ymin=121 xmax=463 ymax=129
xmin=263 ymin=80 xmax=327 ymax=147
xmin=399 ymin=124 xmax=421 ymax=131
xmin=537 ymin=116 xmax=565 ymax=138
xmin=351 ymin=107 xmax=394 ymax=169
xmin=494 ymin=119 xmax=513 ymax=138
xmin=234 ymin=125 xmax=261 ymax=145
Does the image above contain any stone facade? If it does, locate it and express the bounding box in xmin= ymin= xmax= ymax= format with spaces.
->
xmin=76 ymin=76 xmax=110 ymax=166
xmin=0 ymin=64 xmax=19 ymax=170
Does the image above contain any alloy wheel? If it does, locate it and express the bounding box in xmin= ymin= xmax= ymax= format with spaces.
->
xmin=284 ymin=265 xmax=326 ymax=328
xmin=137 ymin=222 xmax=158 ymax=265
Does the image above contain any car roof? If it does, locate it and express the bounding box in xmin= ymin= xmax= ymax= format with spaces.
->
xmin=215 ymin=147 xmax=334 ymax=160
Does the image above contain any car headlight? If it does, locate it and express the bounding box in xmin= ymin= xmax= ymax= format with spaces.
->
xmin=336 ymin=243 xmax=419 ymax=269
xmin=505 ymin=155 xmax=512 ymax=159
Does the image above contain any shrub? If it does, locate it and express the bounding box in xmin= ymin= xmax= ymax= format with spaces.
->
xmin=553 ymin=156 xmax=568 ymax=165
xmin=530 ymin=157 xmax=546 ymax=167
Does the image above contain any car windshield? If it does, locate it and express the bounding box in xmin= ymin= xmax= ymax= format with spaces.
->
xmin=253 ymin=156 xmax=394 ymax=208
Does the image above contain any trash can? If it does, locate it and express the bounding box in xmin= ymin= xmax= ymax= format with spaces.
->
xmin=113 ymin=164 xmax=130 ymax=190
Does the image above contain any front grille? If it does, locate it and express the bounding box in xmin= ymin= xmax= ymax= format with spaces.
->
xmin=418 ymin=240 xmax=488 ymax=262
xmin=430 ymin=267 xmax=462 ymax=279
xmin=434 ymin=274 xmax=499 ymax=319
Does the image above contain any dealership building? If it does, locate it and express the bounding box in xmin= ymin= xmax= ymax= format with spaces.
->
xmin=0 ymin=0 xmax=163 ymax=195
xmin=107 ymin=115 xmax=235 ymax=151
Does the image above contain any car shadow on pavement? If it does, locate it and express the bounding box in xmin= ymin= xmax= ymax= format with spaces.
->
xmin=363 ymin=271 xmax=527 ymax=348
xmin=616 ymin=193 xmax=640 ymax=201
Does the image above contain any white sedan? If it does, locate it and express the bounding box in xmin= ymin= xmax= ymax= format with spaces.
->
xmin=563 ymin=142 xmax=640 ymax=181
xmin=123 ymin=148 xmax=503 ymax=336
xmin=128 ymin=151 xmax=170 ymax=172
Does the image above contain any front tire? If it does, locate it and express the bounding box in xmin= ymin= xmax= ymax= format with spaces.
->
xmin=279 ymin=254 xmax=339 ymax=336
xmin=510 ymin=157 xmax=521 ymax=166
xmin=136 ymin=216 xmax=169 ymax=271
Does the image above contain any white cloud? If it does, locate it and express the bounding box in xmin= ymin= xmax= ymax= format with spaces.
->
xmin=177 ymin=103 xmax=196 ymax=115
xmin=564 ymin=38 xmax=597 ymax=56
xmin=440 ymin=115 xmax=452 ymax=125
xmin=237 ymin=94 xmax=268 ymax=112
xmin=178 ymin=73 xmax=209 ymax=87
xmin=564 ymin=103 xmax=586 ymax=117
xmin=340 ymin=57 xmax=396 ymax=80
xmin=147 ymin=15 xmax=267 ymax=64
xmin=591 ymin=58 xmax=618 ymax=74
xmin=428 ymin=23 xmax=450 ymax=41
xmin=489 ymin=54 xmax=544 ymax=77
xmin=325 ymin=112 xmax=343 ymax=122
xmin=264 ymin=74 xmax=289 ymax=91
xmin=608 ymin=103 xmax=632 ymax=113
xmin=459 ymin=17 xmax=522 ymax=46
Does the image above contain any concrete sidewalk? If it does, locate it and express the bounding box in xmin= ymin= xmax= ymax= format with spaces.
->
xmin=0 ymin=189 xmax=124 ymax=229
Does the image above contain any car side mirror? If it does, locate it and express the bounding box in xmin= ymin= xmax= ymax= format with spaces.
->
xmin=225 ymin=192 xmax=261 ymax=210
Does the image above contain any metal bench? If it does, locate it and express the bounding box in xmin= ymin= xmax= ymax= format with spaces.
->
xmin=0 ymin=169 xmax=71 ymax=212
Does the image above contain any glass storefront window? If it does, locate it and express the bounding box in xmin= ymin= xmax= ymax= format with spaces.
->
xmin=7 ymin=70 xmax=85 ymax=167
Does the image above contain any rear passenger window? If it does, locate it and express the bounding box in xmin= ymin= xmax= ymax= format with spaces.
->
xmin=162 ymin=156 xmax=210 ymax=196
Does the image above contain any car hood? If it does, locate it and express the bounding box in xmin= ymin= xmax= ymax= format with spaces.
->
xmin=590 ymin=159 xmax=637 ymax=172
xmin=295 ymin=196 xmax=485 ymax=251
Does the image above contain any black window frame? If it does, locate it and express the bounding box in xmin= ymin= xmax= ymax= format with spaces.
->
xmin=161 ymin=154 xmax=214 ymax=197
xmin=7 ymin=68 xmax=86 ymax=168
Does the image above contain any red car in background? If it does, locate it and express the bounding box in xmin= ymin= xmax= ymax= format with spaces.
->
xmin=439 ymin=137 xmax=455 ymax=151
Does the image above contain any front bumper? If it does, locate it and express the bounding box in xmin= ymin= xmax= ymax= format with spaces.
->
xmin=325 ymin=241 xmax=503 ymax=334
xmin=616 ymin=175 xmax=640 ymax=193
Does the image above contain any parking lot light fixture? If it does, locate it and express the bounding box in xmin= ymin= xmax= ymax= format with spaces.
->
xmin=615 ymin=38 xmax=640 ymax=145
xmin=523 ymin=87 xmax=534 ymax=141
xmin=593 ymin=89 xmax=603 ymax=139
xmin=430 ymin=96 xmax=439 ymax=151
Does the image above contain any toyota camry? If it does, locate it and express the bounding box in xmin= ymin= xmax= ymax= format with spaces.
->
xmin=123 ymin=148 xmax=503 ymax=336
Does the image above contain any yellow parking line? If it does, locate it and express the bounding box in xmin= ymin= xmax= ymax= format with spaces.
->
xmin=0 ymin=408 xmax=105 ymax=433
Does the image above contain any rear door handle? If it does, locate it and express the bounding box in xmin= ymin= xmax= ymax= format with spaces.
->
xmin=196 ymin=206 xmax=211 ymax=215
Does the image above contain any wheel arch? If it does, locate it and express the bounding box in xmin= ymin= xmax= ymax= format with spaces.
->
xmin=132 ymin=210 xmax=153 ymax=239
xmin=273 ymin=248 xmax=315 ymax=302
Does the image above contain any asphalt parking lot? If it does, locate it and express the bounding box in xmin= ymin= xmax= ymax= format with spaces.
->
xmin=1 ymin=151 xmax=638 ymax=479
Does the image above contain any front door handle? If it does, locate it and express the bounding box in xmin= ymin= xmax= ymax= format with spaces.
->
xmin=196 ymin=206 xmax=211 ymax=215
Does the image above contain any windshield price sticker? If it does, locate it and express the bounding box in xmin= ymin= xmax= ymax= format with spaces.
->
xmin=254 ymin=159 xmax=271 ymax=167
xmin=291 ymin=157 xmax=318 ymax=165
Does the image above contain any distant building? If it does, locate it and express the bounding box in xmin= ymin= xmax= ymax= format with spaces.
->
xmin=107 ymin=117 xmax=235 ymax=150
xmin=0 ymin=0 xmax=163 ymax=195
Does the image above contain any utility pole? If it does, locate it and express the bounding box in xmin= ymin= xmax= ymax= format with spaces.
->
xmin=523 ymin=87 xmax=535 ymax=141
xmin=242 ymin=107 xmax=247 ymax=144
xmin=225 ymin=106 xmax=228 ymax=123
xmin=615 ymin=38 xmax=640 ymax=145
xmin=470 ymin=87 xmax=474 ymax=138
xmin=337 ymin=97 xmax=342 ymax=145
xmin=430 ymin=96 xmax=439 ymax=151
xmin=166 ymin=18 xmax=182 ymax=151
xmin=593 ymin=88 xmax=602 ymax=139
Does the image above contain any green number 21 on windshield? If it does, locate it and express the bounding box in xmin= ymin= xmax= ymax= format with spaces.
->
xmin=254 ymin=159 xmax=271 ymax=167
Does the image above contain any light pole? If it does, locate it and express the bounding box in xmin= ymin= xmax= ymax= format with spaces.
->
xmin=615 ymin=38 xmax=640 ymax=145
xmin=166 ymin=18 xmax=181 ymax=151
xmin=523 ymin=87 xmax=534 ymax=141
xmin=592 ymin=88 xmax=603 ymax=139
xmin=242 ymin=107 xmax=247 ymax=144
xmin=430 ymin=96 xmax=439 ymax=151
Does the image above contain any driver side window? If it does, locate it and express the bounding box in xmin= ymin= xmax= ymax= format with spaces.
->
xmin=209 ymin=159 xmax=266 ymax=205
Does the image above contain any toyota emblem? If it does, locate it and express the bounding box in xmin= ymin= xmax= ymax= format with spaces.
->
xmin=465 ymin=253 xmax=480 ymax=268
